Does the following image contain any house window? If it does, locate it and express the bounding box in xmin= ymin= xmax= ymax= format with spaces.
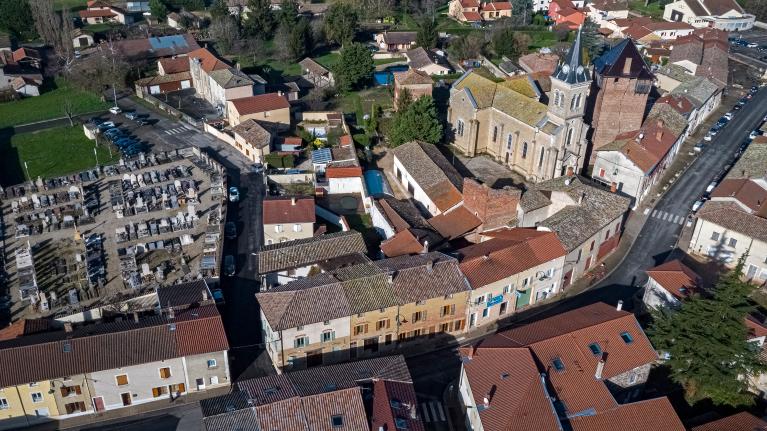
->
xmin=728 ymin=238 xmax=737 ymax=247
xmin=207 ymin=359 xmax=217 ymax=368
xmin=0 ymin=398 xmax=8 ymax=410
xmin=538 ymin=147 xmax=545 ymax=168
xmin=628 ymin=373 xmax=638 ymax=385
xmin=589 ymin=240 xmax=595 ymax=251
xmin=293 ymin=224 xmax=302 ymax=232
xmin=294 ymin=336 xmax=309 ymax=348
xmin=210 ymin=376 xmax=219 ymax=385
xmin=31 ymin=393 xmax=43 ymax=403
xmin=412 ymin=310 xmax=426 ymax=322
xmin=440 ymin=322 xmax=451 ymax=332
xmin=64 ymin=401 xmax=87 ymax=414
xmin=274 ymin=224 xmax=283 ymax=233
xmin=475 ymin=296 xmax=484 ymax=305
xmin=710 ymin=231 xmax=720 ymax=241
xmin=522 ymin=142 xmax=528 ymax=159
xmin=552 ymin=358 xmax=565 ymax=371
xmin=331 ymin=415 xmax=344 ymax=428
xmin=492 ymin=126 xmax=498 ymax=142
xmin=159 ymin=367 xmax=171 ymax=379
xmin=599 ymin=168 xmax=605 ymax=177
xmin=115 ymin=374 xmax=129 ymax=386
xmin=296 ymin=326 xmax=303 ymax=331
xmin=441 ymin=304 xmax=456 ymax=316
xmin=482 ymin=308 xmax=489 ymax=318
xmin=588 ymin=343 xmax=602 ymax=355
xmin=457 ymin=119 xmax=465 ymax=136
xmin=152 ymin=386 xmax=169 ymax=398
xmin=354 ymin=324 xmax=368 ymax=335
xmin=287 ymin=355 xmax=296 ymax=366
xmin=503 ymin=285 xmax=512 ymax=294
xmin=60 ymin=385 xmax=82 ymax=397
xmin=376 ymin=319 xmax=390 ymax=331
xmin=321 ymin=330 xmax=335 ymax=342
xmin=566 ymin=128 xmax=574 ymax=147
xmin=621 ymin=332 xmax=634 ymax=344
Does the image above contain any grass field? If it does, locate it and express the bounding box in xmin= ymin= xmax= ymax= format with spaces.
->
xmin=629 ymin=0 xmax=665 ymax=18
xmin=0 ymin=126 xmax=118 ymax=183
xmin=0 ymin=80 xmax=108 ymax=129
xmin=54 ymin=0 xmax=88 ymax=10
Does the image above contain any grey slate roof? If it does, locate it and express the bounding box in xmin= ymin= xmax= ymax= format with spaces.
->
xmin=728 ymin=141 xmax=767 ymax=180
xmin=257 ymin=231 xmax=367 ymax=274
xmin=203 ymin=407 xmax=260 ymax=431
xmin=382 ymin=31 xmax=417 ymax=45
xmin=201 ymin=391 xmax=253 ymax=416
xmin=670 ymin=76 xmax=720 ymax=108
xmin=519 ymin=189 xmax=551 ymax=212
xmin=552 ymin=27 xmax=589 ymax=85
xmin=406 ymin=47 xmax=436 ymax=70
xmin=209 ymin=67 xmax=254 ymax=89
xmin=373 ymin=252 xmax=471 ymax=304
xmin=391 ymin=141 xmax=464 ymax=193
xmin=531 ymin=176 xmax=631 ymax=251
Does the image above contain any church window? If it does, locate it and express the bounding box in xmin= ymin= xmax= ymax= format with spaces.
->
xmin=522 ymin=142 xmax=528 ymax=159
xmin=553 ymin=91 xmax=561 ymax=108
xmin=506 ymin=134 xmax=514 ymax=153
xmin=570 ymin=94 xmax=577 ymax=110
xmin=566 ymin=128 xmax=574 ymax=147
xmin=492 ymin=126 xmax=498 ymax=142
xmin=538 ymin=147 xmax=545 ymax=168
xmin=576 ymin=93 xmax=582 ymax=108
xmin=457 ymin=119 xmax=465 ymax=137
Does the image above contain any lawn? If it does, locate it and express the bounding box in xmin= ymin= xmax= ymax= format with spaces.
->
xmin=0 ymin=126 xmax=118 ymax=184
xmin=54 ymin=0 xmax=88 ymax=10
xmin=0 ymin=79 xmax=108 ymax=129
xmin=629 ymin=0 xmax=665 ymax=19
xmin=338 ymin=87 xmax=394 ymax=114
xmin=314 ymin=52 xmax=341 ymax=70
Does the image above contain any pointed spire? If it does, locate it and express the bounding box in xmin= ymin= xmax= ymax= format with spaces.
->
xmin=568 ymin=26 xmax=584 ymax=72
xmin=552 ymin=26 xmax=588 ymax=85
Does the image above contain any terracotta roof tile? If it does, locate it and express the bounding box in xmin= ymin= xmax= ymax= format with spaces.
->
xmin=391 ymin=142 xmax=464 ymax=213
xmin=374 ymin=252 xmax=471 ymax=304
xmin=188 ymin=47 xmax=230 ymax=72
xmin=263 ymin=196 xmax=315 ymax=225
xmin=326 ymin=166 xmax=363 ymax=178
xmin=230 ymin=93 xmax=290 ymax=116
xmin=462 ymin=11 xmax=482 ymax=20
xmin=710 ymin=178 xmax=767 ymax=213
xmin=692 ymin=412 xmax=767 ymax=431
xmin=697 ymin=201 xmax=767 ymax=243
xmin=427 ymin=205 xmax=482 ymax=239
xmin=380 ymin=229 xmax=426 ymax=257
xmin=371 ymin=379 xmax=425 ymax=431
xmin=302 ymin=388 xmax=369 ymax=431
xmin=257 ymin=231 xmax=367 ymax=274
xmin=568 ymin=397 xmax=685 ymax=430
xmin=393 ymin=69 xmax=433 ymax=86
xmin=646 ymin=259 xmax=700 ymax=299
xmin=159 ymin=56 xmax=191 ymax=74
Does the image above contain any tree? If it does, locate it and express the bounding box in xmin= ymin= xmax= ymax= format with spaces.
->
xmin=149 ymin=0 xmax=169 ymax=20
xmin=389 ymin=95 xmax=442 ymax=146
xmin=288 ymin=18 xmax=313 ymax=60
xmin=361 ymin=0 xmax=393 ymax=21
xmin=274 ymin=23 xmax=292 ymax=61
xmin=210 ymin=16 xmax=240 ymax=54
xmin=509 ymin=0 xmax=532 ymax=25
xmin=0 ymin=0 xmax=35 ymax=39
xmin=279 ymin=0 xmax=300 ymax=29
xmin=324 ymin=3 xmax=358 ymax=47
xmin=491 ymin=26 xmax=515 ymax=57
xmin=581 ymin=19 xmax=607 ymax=61
xmin=66 ymin=37 xmax=129 ymax=94
xmin=649 ymin=257 xmax=767 ymax=407
xmin=416 ymin=16 xmax=438 ymax=50
xmin=209 ymin=0 xmax=230 ymax=19
xmin=62 ymin=99 xmax=75 ymax=127
xmin=29 ymin=0 xmax=74 ymax=69
xmin=512 ymin=32 xmax=532 ymax=57
xmin=741 ymin=0 xmax=767 ymax=21
xmin=396 ymin=87 xmax=412 ymax=112
xmin=245 ymin=0 xmax=276 ymax=38
xmin=449 ymin=33 xmax=485 ymax=61
xmin=333 ymin=42 xmax=373 ymax=92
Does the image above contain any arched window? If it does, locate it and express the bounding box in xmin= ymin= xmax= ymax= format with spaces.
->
xmin=506 ymin=133 xmax=514 ymax=152
xmin=566 ymin=128 xmax=574 ymax=147
xmin=492 ymin=126 xmax=498 ymax=142
xmin=575 ymin=93 xmax=582 ymax=109
xmin=538 ymin=147 xmax=545 ymax=168
xmin=522 ymin=142 xmax=528 ymax=159
xmin=553 ymin=91 xmax=561 ymax=108
xmin=570 ymin=94 xmax=577 ymax=111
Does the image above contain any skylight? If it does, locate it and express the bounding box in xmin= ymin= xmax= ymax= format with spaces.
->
xmin=552 ymin=358 xmax=565 ymax=371
xmin=395 ymin=418 xmax=409 ymax=430
xmin=588 ymin=343 xmax=602 ymax=355
xmin=63 ymin=341 xmax=72 ymax=353
xmin=390 ymin=398 xmax=402 ymax=408
xmin=621 ymin=332 xmax=634 ymax=344
xmin=331 ymin=415 xmax=344 ymax=428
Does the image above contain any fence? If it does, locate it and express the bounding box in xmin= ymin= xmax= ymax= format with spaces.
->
xmin=135 ymin=86 xmax=202 ymax=128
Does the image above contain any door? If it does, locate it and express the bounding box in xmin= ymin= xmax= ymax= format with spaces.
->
xmin=747 ymin=264 xmax=759 ymax=279
xmin=499 ymin=301 xmax=508 ymax=315
xmin=306 ymin=349 xmax=323 ymax=367
xmin=515 ymin=289 xmax=531 ymax=310
xmin=385 ymin=334 xmax=392 ymax=345
xmin=93 ymin=396 xmax=105 ymax=412
xmin=364 ymin=337 xmax=379 ymax=353
xmin=584 ymin=256 xmax=592 ymax=271
xmin=120 ymin=392 xmax=132 ymax=406
xmin=196 ymin=378 xmax=206 ymax=391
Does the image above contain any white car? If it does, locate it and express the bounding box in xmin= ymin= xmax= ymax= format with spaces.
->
xmin=109 ymin=106 xmax=122 ymax=115
xmin=706 ymin=181 xmax=717 ymax=194
xmin=724 ymin=112 xmax=734 ymax=120
xmin=703 ymin=133 xmax=713 ymax=141
xmin=692 ymin=200 xmax=704 ymax=212
xmin=749 ymin=131 xmax=759 ymax=140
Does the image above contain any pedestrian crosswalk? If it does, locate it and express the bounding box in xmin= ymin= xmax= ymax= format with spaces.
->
xmin=421 ymin=401 xmax=446 ymax=423
xmin=164 ymin=125 xmax=196 ymax=135
xmin=649 ymin=209 xmax=685 ymax=225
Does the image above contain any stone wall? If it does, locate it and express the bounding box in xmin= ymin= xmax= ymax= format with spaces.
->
xmin=462 ymin=178 xmax=521 ymax=230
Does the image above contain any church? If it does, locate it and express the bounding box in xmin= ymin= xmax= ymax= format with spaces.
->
xmin=447 ymin=30 xmax=590 ymax=182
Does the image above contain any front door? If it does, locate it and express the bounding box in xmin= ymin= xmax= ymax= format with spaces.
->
xmin=93 ymin=396 xmax=105 ymax=412
xmin=120 ymin=393 xmax=132 ymax=406
xmin=78 ymin=37 xmax=89 ymax=46
xmin=306 ymin=349 xmax=323 ymax=367
xmin=499 ymin=301 xmax=508 ymax=315
xmin=364 ymin=337 xmax=379 ymax=353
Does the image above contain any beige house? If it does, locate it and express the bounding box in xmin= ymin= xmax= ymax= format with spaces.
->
xmin=663 ymin=0 xmax=754 ymax=31
xmin=188 ymin=48 xmax=254 ymax=115
xmin=227 ymin=93 xmax=291 ymax=128
xmin=448 ymin=31 xmax=589 ymax=182
xmin=374 ymin=32 xmax=417 ymax=53
xmin=393 ymin=69 xmax=433 ymax=110
xmin=231 ymin=119 xmax=272 ymax=163
xmin=262 ymin=196 xmax=315 ymax=245
xmin=449 ymin=0 xmax=512 ymax=22
xmin=405 ymin=47 xmax=450 ymax=76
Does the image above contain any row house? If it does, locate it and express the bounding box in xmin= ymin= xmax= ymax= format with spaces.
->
xmin=642 ymin=259 xmax=700 ymax=311
xmin=517 ymin=175 xmax=631 ymax=287
xmin=188 ymin=48 xmax=257 ymax=116
xmin=0 ymin=281 xmax=229 ymax=430
xmin=663 ymin=0 xmax=754 ymax=31
xmin=257 ymin=230 xmax=369 ymax=288
xmin=458 ymin=302 xmax=685 ymax=430
xmin=457 ymin=228 xmax=567 ymax=329
xmin=548 ymin=0 xmax=586 ymax=30
xmin=262 ymin=196 xmax=316 ymax=245
xmin=256 ymin=252 xmax=471 ymax=372
xmin=448 ymin=0 xmax=512 ymax=23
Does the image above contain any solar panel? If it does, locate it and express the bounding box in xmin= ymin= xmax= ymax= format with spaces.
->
xmin=149 ymin=35 xmax=189 ymax=50
xmin=312 ymin=148 xmax=332 ymax=164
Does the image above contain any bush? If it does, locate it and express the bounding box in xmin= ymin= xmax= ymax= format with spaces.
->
xmin=353 ymin=133 xmax=370 ymax=147
xmin=264 ymin=153 xmax=295 ymax=168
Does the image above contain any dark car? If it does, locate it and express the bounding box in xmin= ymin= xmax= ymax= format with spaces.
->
xmin=224 ymin=255 xmax=235 ymax=276
xmin=225 ymin=221 xmax=237 ymax=239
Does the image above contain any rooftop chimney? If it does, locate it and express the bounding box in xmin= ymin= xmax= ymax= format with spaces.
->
xmin=623 ymin=57 xmax=633 ymax=75
xmin=387 ymin=273 xmax=394 ymax=284
xmin=425 ymin=259 xmax=433 ymax=273
xmin=617 ymin=300 xmax=623 ymax=311
xmin=566 ymin=166 xmax=574 ymax=177
xmin=422 ymin=240 xmax=429 ymax=254
xmin=656 ymin=129 xmax=664 ymax=141
xmin=578 ymin=191 xmax=585 ymax=205
xmin=133 ymin=312 xmax=140 ymax=323
xmin=595 ymin=355 xmax=606 ymax=380
xmin=610 ymin=182 xmax=617 ymax=193
xmin=63 ymin=322 xmax=73 ymax=333
xmin=482 ymin=396 xmax=490 ymax=409
xmin=202 ymin=289 xmax=209 ymax=301
xmin=167 ymin=307 xmax=175 ymax=320
xmin=291 ymin=197 xmax=296 ymax=206
xmin=467 ymin=344 xmax=475 ymax=359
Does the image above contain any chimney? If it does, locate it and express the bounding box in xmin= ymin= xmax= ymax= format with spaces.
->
xmin=167 ymin=307 xmax=175 ymax=320
xmin=467 ymin=344 xmax=475 ymax=359
xmin=566 ymin=166 xmax=574 ymax=177
xmin=410 ymin=405 xmax=417 ymax=419
xmin=623 ymin=57 xmax=633 ymax=75
xmin=202 ymin=289 xmax=209 ymax=301
xmin=425 ymin=259 xmax=433 ymax=273
xmin=617 ymin=300 xmax=623 ymax=311
xmin=133 ymin=312 xmax=140 ymax=323
xmin=483 ymin=253 xmax=490 ymax=261
xmin=422 ymin=240 xmax=429 ymax=254
xmin=610 ymin=182 xmax=617 ymax=193
xmin=482 ymin=396 xmax=490 ymax=409
xmin=387 ymin=273 xmax=394 ymax=284
xmin=595 ymin=355 xmax=606 ymax=380
xmin=291 ymin=197 xmax=296 ymax=206
xmin=578 ymin=191 xmax=585 ymax=205
xmin=63 ymin=322 xmax=73 ymax=333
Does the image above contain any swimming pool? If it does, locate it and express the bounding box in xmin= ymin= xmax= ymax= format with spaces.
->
xmin=364 ymin=170 xmax=391 ymax=197
xmin=373 ymin=65 xmax=409 ymax=86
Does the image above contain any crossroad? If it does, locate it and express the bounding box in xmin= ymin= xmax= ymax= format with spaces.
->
xmin=643 ymin=207 xmax=686 ymax=225
xmin=420 ymin=400 xmax=447 ymax=423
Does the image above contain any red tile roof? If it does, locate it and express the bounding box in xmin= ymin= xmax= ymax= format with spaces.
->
xmin=230 ymin=93 xmax=290 ymax=115
xmin=325 ymin=166 xmax=363 ymax=179
xmin=483 ymin=1 xmax=512 ymax=10
xmin=159 ymin=56 xmax=191 ymax=74
xmin=79 ymin=8 xmax=117 ymax=18
xmin=381 ymin=229 xmax=424 ymax=257
xmin=710 ymin=179 xmax=767 ymax=214
xmin=746 ymin=315 xmax=767 ymax=339
xmin=646 ymin=259 xmax=700 ymax=299
xmin=427 ymin=205 xmax=482 ymax=240
xmin=604 ymin=120 xmax=679 ymax=174
xmin=460 ymin=0 xmax=480 ymax=7
xmin=263 ymin=196 xmax=316 ymax=225
xmin=371 ymin=379 xmax=426 ymax=431
xmin=339 ymin=134 xmax=353 ymax=147
xmin=568 ymin=397 xmax=685 ymax=431
xmin=188 ymin=47 xmax=229 ymax=72
xmin=462 ymin=11 xmax=482 ymax=20
xmin=692 ymin=412 xmax=767 ymax=431
xmin=656 ymin=94 xmax=694 ymax=115
xmin=458 ymin=228 xmax=566 ymax=289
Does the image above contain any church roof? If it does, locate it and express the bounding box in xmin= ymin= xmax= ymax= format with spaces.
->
xmin=552 ymin=27 xmax=589 ymax=85
xmin=593 ymin=38 xmax=654 ymax=80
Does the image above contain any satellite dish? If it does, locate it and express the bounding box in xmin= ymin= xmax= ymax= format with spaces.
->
xmin=562 ymin=64 xmax=570 ymax=74
xmin=576 ymin=66 xmax=584 ymax=74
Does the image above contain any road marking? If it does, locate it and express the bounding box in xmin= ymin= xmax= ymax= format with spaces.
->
xmin=679 ymin=217 xmax=685 ymax=225
xmin=421 ymin=404 xmax=431 ymax=422
xmin=644 ymin=208 xmax=650 ymax=216
xmin=662 ymin=212 xmax=670 ymax=221
xmin=651 ymin=209 xmax=657 ymax=218
xmin=673 ymin=215 xmax=681 ymax=224
xmin=435 ymin=402 xmax=446 ymax=421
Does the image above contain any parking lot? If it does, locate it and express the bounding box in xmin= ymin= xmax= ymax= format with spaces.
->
xmin=728 ymin=29 xmax=767 ymax=71
xmin=1 ymin=147 xmax=228 ymax=321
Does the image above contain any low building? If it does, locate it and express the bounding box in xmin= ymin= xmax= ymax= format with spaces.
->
xmin=517 ymin=175 xmax=631 ymax=287
xmin=393 ymin=69 xmax=433 ymax=110
xmin=79 ymin=1 xmax=132 ymax=25
xmin=373 ymin=196 xmax=445 ymax=257
xmin=298 ymin=57 xmax=334 ymax=89
xmin=517 ymin=52 xmax=559 ymax=75
xmin=663 ymin=0 xmax=754 ymax=31
xmin=135 ymin=72 xmax=192 ymax=95
xmin=11 ymin=76 xmax=41 ymax=97
xmin=231 ymin=119 xmax=272 ymax=163
xmin=390 ymin=141 xmax=464 ymax=217
xmin=189 ymin=47 xmax=255 ymax=115
xmin=457 ymin=228 xmax=566 ymax=329
xmin=71 ymin=29 xmax=94 ymax=49
xmin=449 ymin=0 xmax=512 ymax=22
xmin=692 ymin=412 xmax=767 ymax=431
xmin=668 ymin=27 xmax=729 ymax=88
xmin=257 ymin=252 xmax=470 ymax=371
xmin=405 ymin=47 xmax=450 ymax=76
xmin=458 ymin=302 xmax=685 ymax=431
xmin=114 ymin=34 xmax=200 ymax=62
xmin=587 ymin=0 xmax=630 ymax=28
xmin=263 ymin=196 xmax=315 ymax=245
xmin=257 ymin=230 xmax=369 ymax=288
xmin=642 ymin=259 xmax=699 ymax=310
xmin=227 ymin=92 xmax=291 ymax=128
xmin=549 ymin=0 xmax=585 ymax=30
xmin=374 ymin=32 xmax=417 ymax=53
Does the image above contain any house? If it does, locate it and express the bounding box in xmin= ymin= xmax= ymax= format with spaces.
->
xmin=256 ymin=230 xmax=369 ymax=288
xmin=372 ymin=196 xmax=445 ymax=257
xmin=518 ymin=52 xmax=559 ymax=75
xmin=11 ymin=76 xmax=41 ymax=97
xmin=263 ymin=196 xmax=315 ymax=245
xmin=71 ymin=29 xmax=94 ymax=49
xmin=298 ymin=58 xmax=334 ymax=89
xmin=688 ymin=146 xmax=767 ymax=282
xmin=135 ymin=72 xmax=192 ymax=95
xmin=458 ymin=302 xmax=685 ymax=431
xmin=692 ymin=412 xmax=767 ymax=431
xmin=0 ymin=280 xmax=229 ymax=430
xmin=592 ymin=104 xmax=689 ymax=207
xmin=393 ymin=69 xmax=433 ymax=110
xmin=227 ymin=93 xmax=290 ymax=128
xmin=390 ymin=141 xmax=464 ymax=217
xmin=667 ymin=27 xmax=729 ymax=88
xmin=587 ymin=0 xmax=630 ymax=28
xmin=201 ymin=356 xmax=424 ymax=431
xmin=11 ymin=48 xmax=42 ymax=70
xmin=374 ymin=32 xmax=417 ymax=53
xmin=590 ymin=39 xmax=655 ymax=156
xmin=189 ymin=48 xmax=255 ymax=115
xmin=642 ymin=259 xmax=699 ymax=310
xmin=79 ymin=1 xmax=132 ymax=25
xmin=113 ymin=34 xmax=200 ymax=61
xmin=667 ymin=75 xmax=722 ymax=130
xmin=256 ymin=252 xmax=470 ymax=371
xmin=449 ymin=31 xmax=589 ymax=181
xmin=167 ymin=11 xmax=202 ymax=29
xmin=548 ymin=0 xmax=585 ymax=30
xmin=457 ymin=228 xmax=566 ymax=329
xmin=517 ymin=175 xmax=631 ymax=287
xmin=231 ymin=119 xmax=272 ymax=163
xmin=449 ymin=0 xmax=512 ymax=22
xmin=405 ymin=47 xmax=450 ymax=76
xmin=663 ymin=0 xmax=754 ymax=31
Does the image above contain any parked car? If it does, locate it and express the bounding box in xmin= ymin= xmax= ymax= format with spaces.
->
xmin=224 ymin=255 xmax=235 ymax=276
xmin=97 ymin=121 xmax=116 ymax=130
xmin=704 ymin=133 xmax=713 ymax=141
xmin=225 ymin=222 xmax=237 ymax=239
xmin=747 ymin=42 xmax=759 ymax=48
xmin=125 ymin=112 xmax=138 ymax=120
xmin=251 ymin=163 xmax=264 ymax=174
xmin=211 ymin=288 xmax=225 ymax=304
xmin=692 ymin=199 xmax=704 ymax=212
xmin=694 ymin=142 xmax=705 ymax=153
xmin=109 ymin=106 xmax=122 ymax=115
xmin=706 ymin=181 xmax=717 ymax=194
xmin=749 ymin=130 xmax=759 ymax=140
xmin=229 ymin=186 xmax=240 ymax=203
xmin=724 ymin=112 xmax=734 ymax=120
xmin=135 ymin=119 xmax=149 ymax=126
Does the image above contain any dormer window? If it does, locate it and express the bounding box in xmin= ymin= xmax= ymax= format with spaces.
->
xmin=588 ymin=343 xmax=602 ymax=355
xmin=331 ymin=415 xmax=344 ymax=428
xmin=621 ymin=332 xmax=634 ymax=344
xmin=552 ymin=357 xmax=565 ymax=371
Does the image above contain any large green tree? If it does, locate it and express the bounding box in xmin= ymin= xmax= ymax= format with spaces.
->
xmin=649 ymin=257 xmax=767 ymax=407
xmin=741 ymin=0 xmax=767 ymax=21
xmin=416 ymin=16 xmax=438 ymax=50
xmin=389 ymin=95 xmax=442 ymax=146
xmin=245 ymin=0 xmax=276 ymax=38
xmin=581 ymin=19 xmax=607 ymax=62
xmin=333 ymin=42 xmax=373 ymax=92
xmin=324 ymin=3 xmax=358 ymax=47
xmin=209 ymin=0 xmax=230 ymax=19
xmin=279 ymin=0 xmax=300 ymax=29
xmin=149 ymin=0 xmax=169 ymax=20
xmin=0 ymin=0 xmax=35 ymax=39
xmin=289 ymin=18 xmax=313 ymax=61
xmin=509 ymin=0 xmax=532 ymax=25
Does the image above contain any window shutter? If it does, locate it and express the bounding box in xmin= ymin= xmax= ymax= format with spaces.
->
xmin=75 ymin=386 xmax=82 ymax=395
xmin=411 ymin=313 xmax=417 ymax=322
xmin=178 ymin=383 xmax=186 ymax=393
xmin=364 ymin=324 xmax=369 ymax=334
xmin=386 ymin=319 xmax=391 ymax=329
xmin=152 ymin=387 xmax=160 ymax=397
xmin=423 ymin=311 xmax=427 ymax=320
xmin=450 ymin=304 xmax=456 ymax=315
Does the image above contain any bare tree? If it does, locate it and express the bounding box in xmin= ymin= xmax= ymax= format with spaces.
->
xmin=62 ymin=99 xmax=75 ymax=126
xmin=66 ymin=36 xmax=128 ymax=95
xmin=209 ymin=16 xmax=240 ymax=55
xmin=29 ymin=0 xmax=75 ymax=70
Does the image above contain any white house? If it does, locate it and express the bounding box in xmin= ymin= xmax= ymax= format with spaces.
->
xmin=642 ymin=259 xmax=700 ymax=310
xmin=663 ymin=0 xmax=754 ymax=31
